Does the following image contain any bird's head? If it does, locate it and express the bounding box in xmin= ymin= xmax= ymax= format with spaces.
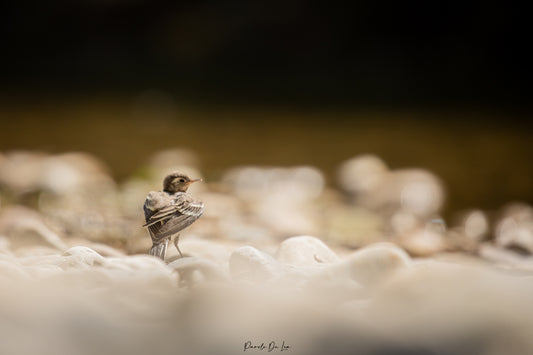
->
xmin=163 ymin=172 xmax=201 ymax=193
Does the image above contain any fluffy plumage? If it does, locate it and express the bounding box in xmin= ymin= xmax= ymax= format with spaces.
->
xmin=143 ymin=172 xmax=204 ymax=260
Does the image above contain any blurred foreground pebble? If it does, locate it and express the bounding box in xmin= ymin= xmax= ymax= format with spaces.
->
xmin=3 ymin=238 xmax=533 ymax=354
xmin=2 ymin=149 xmax=533 ymax=354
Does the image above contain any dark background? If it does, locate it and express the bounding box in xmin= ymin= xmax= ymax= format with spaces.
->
xmin=1 ymin=0 xmax=532 ymax=215
xmin=2 ymin=0 xmax=532 ymax=109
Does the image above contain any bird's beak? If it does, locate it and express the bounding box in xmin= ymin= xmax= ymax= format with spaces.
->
xmin=187 ymin=178 xmax=202 ymax=185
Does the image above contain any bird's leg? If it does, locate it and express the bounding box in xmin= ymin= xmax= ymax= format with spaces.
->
xmin=149 ymin=238 xmax=169 ymax=260
xmin=173 ymin=234 xmax=183 ymax=258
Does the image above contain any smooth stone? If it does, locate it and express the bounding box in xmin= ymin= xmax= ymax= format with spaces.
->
xmin=168 ymin=256 xmax=229 ymax=286
xmin=0 ymin=151 xmax=115 ymax=195
xmin=101 ymin=255 xmax=177 ymax=290
xmin=167 ymin=238 xmax=237 ymax=266
xmin=229 ymin=246 xmax=282 ymax=282
xmin=0 ymin=151 xmax=48 ymax=193
xmin=330 ymin=243 xmax=411 ymax=287
xmin=65 ymin=240 xmax=126 ymax=258
xmin=276 ymin=236 xmax=339 ymax=267
xmin=495 ymin=220 xmax=533 ymax=255
xmin=104 ymin=255 xmax=168 ymax=272
xmin=462 ymin=210 xmax=490 ymax=241
xmin=0 ymin=207 xmax=67 ymax=251
xmin=60 ymin=246 xmax=106 ymax=269
xmin=393 ymin=169 xmax=444 ymax=217
xmin=337 ymin=154 xmax=388 ymax=195
xmin=338 ymin=155 xmax=444 ymax=218
xmin=222 ymin=166 xmax=325 ymax=236
xmin=479 ymin=243 xmax=533 ymax=272
xmin=222 ymin=166 xmax=325 ymax=200
xmin=399 ymin=227 xmax=448 ymax=257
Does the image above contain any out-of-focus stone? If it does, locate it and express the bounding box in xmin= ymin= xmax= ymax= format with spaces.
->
xmin=223 ymin=165 xmax=324 ymax=200
xmin=0 ymin=151 xmax=49 ymax=194
xmin=338 ymin=155 xmax=444 ymax=219
xmin=462 ymin=210 xmax=490 ymax=241
xmin=302 ymin=242 xmax=410 ymax=301
xmin=496 ymin=227 xmax=533 ymax=255
xmin=103 ymin=255 xmax=176 ymax=289
xmin=389 ymin=211 xmax=421 ymax=235
xmin=338 ymin=154 xmax=388 ymax=196
xmin=333 ymin=242 xmax=411 ymax=287
xmin=169 ymin=238 xmax=238 ymax=266
xmin=222 ymin=166 xmax=324 ymax=236
xmin=478 ymin=243 xmax=533 ymax=270
xmin=60 ymin=246 xmax=106 ymax=269
xmin=43 ymin=152 xmax=116 ymax=195
xmin=0 ymin=151 xmax=115 ymax=196
xmin=495 ymin=203 xmax=533 ymax=255
xmin=118 ymin=178 xmax=154 ymax=218
xmin=448 ymin=210 xmax=490 ymax=252
xmin=394 ymin=170 xmax=444 ymax=217
xmin=399 ymin=229 xmax=448 ymax=257
xmin=0 ymin=151 xmax=126 ymax=246
xmin=399 ymin=219 xmax=448 ymax=257
xmin=276 ymin=236 xmax=339 ymax=267
xmin=189 ymin=192 xmax=269 ymax=242
xmin=65 ymin=240 xmax=125 ymax=258
xmin=0 ymin=206 xmax=67 ymax=251
xmin=229 ymin=246 xmax=282 ymax=282
xmin=168 ymin=256 xmax=229 ymax=286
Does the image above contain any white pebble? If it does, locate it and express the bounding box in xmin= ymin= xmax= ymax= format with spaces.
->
xmin=61 ymin=246 xmax=105 ymax=269
xmin=335 ymin=243 xmax=411 ymax=287
xmin=229 ymin=246 xmax=281 ymax=282
xmin=276 ymin=236 xmax=339 ymax=267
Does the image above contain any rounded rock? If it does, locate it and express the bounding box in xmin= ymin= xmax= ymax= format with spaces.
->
xmin=229 ymin=246 xmax=281 ymax=282
xmin=61 ymin=246 xmax=106 ymax=269
xmin=276 ymin=236 xmax=339 ymax=267
xmin=0 ymin=207 xmax=67 ymax=251
xmin=337 ymin=154 xmax=388 ymax=195
xmin=168 ymin=256 xmax=229 ymax=286
xmin=339 ymin=242 xmax=411 ymax=286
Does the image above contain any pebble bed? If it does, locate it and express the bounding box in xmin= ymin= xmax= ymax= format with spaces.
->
xmin=2 ymin=149 xmax=533 ymax=355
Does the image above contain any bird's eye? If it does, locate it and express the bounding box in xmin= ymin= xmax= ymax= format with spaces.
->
xmin=179 ymin=178 xmax=185 ymax=183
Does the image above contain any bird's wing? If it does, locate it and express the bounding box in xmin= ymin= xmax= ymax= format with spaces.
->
xmin=144 ymin=193 xmax=204 ymax=241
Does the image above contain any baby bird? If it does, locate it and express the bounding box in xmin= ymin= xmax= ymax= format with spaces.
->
xmin=143 ymin=172 xmax=204 ymax=260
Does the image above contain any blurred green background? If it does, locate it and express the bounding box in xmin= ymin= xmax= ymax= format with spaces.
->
xmin=1 ymin=0 xmax=532 ymax=215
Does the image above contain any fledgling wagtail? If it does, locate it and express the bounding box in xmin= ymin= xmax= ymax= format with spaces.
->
xmin=143 ymin=172 xmax=204 ymax=260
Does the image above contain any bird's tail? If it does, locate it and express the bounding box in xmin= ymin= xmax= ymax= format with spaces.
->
xmin=149 ymin=239 xmax=169 ymax=260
